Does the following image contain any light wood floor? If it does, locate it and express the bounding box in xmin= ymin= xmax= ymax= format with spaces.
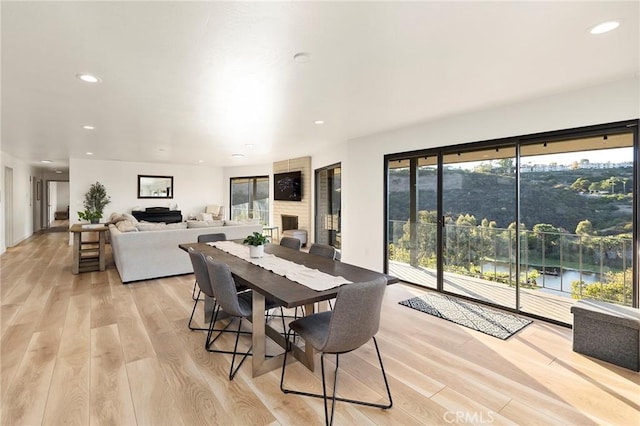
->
xmin=1 ymin=231 xmax=639 ymax=425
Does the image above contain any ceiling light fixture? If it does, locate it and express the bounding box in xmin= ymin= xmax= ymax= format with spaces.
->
xmin=86 ymin=152 xmax=93 ymax=156
xmin=589 ymin=21 xmax=620 ymax=35
xmin=293 ymin=52 xmax=311 ymax=63
xmin=82 ymin=125 xmax=95 ymax=130
xmin=76 ymin=73 xmax=101 ymax=83
xmin=55 ymin=170 xmax=63 ymax=174
xmin=231 ymin=153 xmax=244 ymax=158
xmin=314 ymin=120 xmax=325 ymax=125
xmin=40 ymin=159 xmax=52 ymax=163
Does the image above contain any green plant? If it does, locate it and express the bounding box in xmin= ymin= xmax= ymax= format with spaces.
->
xmin=77 ymin=210 xmax=102 ymax=222
xmin=243 ymin=232 xmax=268 ymax=246
xmin=78 ymin=181 xmax=111 ymax=222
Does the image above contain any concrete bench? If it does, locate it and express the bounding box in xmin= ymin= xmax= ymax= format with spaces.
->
xmin=570 ymin=299 xmax=640 ymax=371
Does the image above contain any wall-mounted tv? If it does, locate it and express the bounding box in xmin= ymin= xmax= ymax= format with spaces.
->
xmin=274 ymin=171 xmax=302 ymax=201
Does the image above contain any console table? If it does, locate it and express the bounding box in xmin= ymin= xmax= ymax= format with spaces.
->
xmin=132 ymin=209 xmax=182 ymax=223
xmin=69 ymin=223 xmax=108 ymax=274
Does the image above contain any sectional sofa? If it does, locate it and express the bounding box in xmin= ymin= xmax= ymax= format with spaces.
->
xmin=109 ymin=221 xmax=262 ymax=283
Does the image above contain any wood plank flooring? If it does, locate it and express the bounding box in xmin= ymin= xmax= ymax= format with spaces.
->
xmin=1 ymin=231 xmax=639 ymax=425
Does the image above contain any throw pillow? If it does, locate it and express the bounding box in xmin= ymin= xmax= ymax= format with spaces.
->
xmin=197 ymin=212 xmax=214 ymax=222
xmin=116 ymin=220 xmax=138 ymax=232
xmin=123 ymin=213 xmax=139 ymax=223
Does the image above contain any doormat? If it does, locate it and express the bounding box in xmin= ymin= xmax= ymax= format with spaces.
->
xmin=399 ymin=293 xmax=532 ymax=340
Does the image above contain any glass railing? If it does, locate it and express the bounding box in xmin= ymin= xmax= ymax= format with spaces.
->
xmin=230 ymin=205 xmax=269 ymax=225
xmin=388 ymin=219 xmax=633 ymax=306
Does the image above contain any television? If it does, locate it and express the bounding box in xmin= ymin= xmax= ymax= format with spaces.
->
xmin=274 ymin=171 xmax=302 ymax=201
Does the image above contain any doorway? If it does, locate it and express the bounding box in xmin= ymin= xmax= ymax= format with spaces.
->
xmin=4 ymin=167 xmax=14 ymax=247
xmin=315 ymin=164 xmax=341 ymax=251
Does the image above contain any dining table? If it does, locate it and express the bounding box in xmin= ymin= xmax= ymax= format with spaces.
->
xmin=179 ymin=242 xmax=398 ymax=377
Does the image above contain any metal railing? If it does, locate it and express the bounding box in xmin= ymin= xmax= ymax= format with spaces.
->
xmin=388 ymin=219 xmax=633 ymax=305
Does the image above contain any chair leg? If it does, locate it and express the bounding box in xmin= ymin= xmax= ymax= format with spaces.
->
xmin=191 ymin=280 xmax=199 ymax=301
xmin=228 ymin=318 xmax=252 ymax=380
xmin=280 ymin=336 xmax=393 ymax=411
xmin=188 ymin=289 xmax=209 ymax=331
xmin=320 ymin=353 xmax=340 ymax=426
xmin=205 ymin=305 xmax=251 ymax=356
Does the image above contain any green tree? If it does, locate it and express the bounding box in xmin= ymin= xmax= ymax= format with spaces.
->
xmin=572 ymin=268 xmax=633 ymax=304
xmin=575 ymin=220 xmax=594 ymax=236
xmin=570 ymin=178 xmax=591 ymax=192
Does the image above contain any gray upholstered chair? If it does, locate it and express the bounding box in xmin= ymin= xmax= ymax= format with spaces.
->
xmin=280 ymin=277 xmax=392 ymax=425
xmin=187 ymin=247 xmax=249 ymax=332
xmin=204 ymin=255 xmax=285 ymax=380
xmin=308 ymin=243 xmax=337 ymax=260
xmin=190 ymin=233 xmax=227 ymax=300
xmin=280 ymin=236 xmax=302 ymax=250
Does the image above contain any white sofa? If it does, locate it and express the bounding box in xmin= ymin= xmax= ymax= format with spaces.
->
xmin=109 ymin=222 xmax=262 ymax=283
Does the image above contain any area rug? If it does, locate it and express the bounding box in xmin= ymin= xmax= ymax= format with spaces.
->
xmin=399 ymin=293 xmax=532 ymax=340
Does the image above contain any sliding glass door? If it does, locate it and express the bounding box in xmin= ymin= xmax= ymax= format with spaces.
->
xmin=519 ymin=133 xmax=635 ymax=320
xmin=385 ymin=120 xmax=638 ymax=324
xmin=442 ymin=146 xmax=517 ymax=309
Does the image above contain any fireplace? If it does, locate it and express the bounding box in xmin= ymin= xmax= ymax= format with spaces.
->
xmin=281 ymin=214 xmax=298 ymax=231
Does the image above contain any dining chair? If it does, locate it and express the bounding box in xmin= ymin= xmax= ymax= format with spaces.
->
xmin=190 ymin=233 xmax=227 ymax=300
xmin=204 ymin=255 xmax=286 ymax=380
xmin=187 ymin=247 xmax=243 ymax=334
xmin=280 ymin=236 xmax=302 ymax=250
xmin=280 ymin=277 xmax=392 ymax=425
xmin=308 ymin=243 xmax=337 ymax=260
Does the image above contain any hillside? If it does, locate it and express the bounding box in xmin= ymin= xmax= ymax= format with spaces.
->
xmin=388 ymin=167 xmax=633 ymax=233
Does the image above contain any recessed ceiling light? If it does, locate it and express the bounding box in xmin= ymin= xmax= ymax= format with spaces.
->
xmin=231 ymin=153 xmax=244 ymax=158
xmin=589 ymin=21 xmax=620 ymax=35
xmin=86 ymin=152 xmax=93 ymax=156
xmin=293 ymin=52 xmax=311 ymax=63
xmin=55 ymin=170 xmax=63 ymax=174
xmin=76 ymin=73 xmax=101 ymax=83
xmin=314 ymin=120 xmax=325 ymax=125
xmin=40 ymin=159 xmax=52 ymax=163
xmin=198 ymin=160 xmax=204 ymax=163
xmin=82 ymin=125 xmax=95 ymax=130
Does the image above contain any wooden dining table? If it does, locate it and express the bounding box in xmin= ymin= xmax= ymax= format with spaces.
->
xmin=179 ymin=242 xmax=398 ymax=377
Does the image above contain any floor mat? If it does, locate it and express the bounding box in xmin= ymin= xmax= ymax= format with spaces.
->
xmin=399 ymin=293 xmax=532 ymax=340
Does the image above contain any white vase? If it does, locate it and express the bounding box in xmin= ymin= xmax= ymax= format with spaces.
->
xmin=249 ymin=245 xmax=264 ymax=258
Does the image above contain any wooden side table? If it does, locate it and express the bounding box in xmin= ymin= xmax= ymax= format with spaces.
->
xmin=69 ymin=223 xmax=108 ymax=274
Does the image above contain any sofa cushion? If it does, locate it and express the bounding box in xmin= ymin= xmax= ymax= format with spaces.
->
xmin=137 ymin=222 xmax=187 ymax=231
xmin=187 ymin=219 xmax=224 ymax=228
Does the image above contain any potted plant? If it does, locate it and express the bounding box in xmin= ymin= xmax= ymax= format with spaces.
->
xmin=243 ymin=231 xmax=269 ymax=258
xmin=77 ymin=181 xmax=111 ymax=224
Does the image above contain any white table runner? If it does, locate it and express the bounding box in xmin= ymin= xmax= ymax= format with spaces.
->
xmin=208 ymin=241 xmax=351 ymax=291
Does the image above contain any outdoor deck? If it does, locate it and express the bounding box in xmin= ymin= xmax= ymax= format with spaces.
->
xmin=389 ymin=261 xmax=576 ymax=324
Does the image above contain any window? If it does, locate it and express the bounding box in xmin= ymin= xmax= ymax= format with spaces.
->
xmin=230 ymin=176 xmax=269 ymax=224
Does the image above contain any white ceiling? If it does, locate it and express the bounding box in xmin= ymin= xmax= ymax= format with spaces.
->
xmin=2 ymin=1 xmax=638 ymax=171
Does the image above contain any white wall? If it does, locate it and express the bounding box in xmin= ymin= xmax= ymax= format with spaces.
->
xmin=341 ymin=76 xmax=640 ymax=271
xmin=0 ymin=151 xmax=41 ymax=252
xmin=69 ymin=158 xmax=225 ymax=224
